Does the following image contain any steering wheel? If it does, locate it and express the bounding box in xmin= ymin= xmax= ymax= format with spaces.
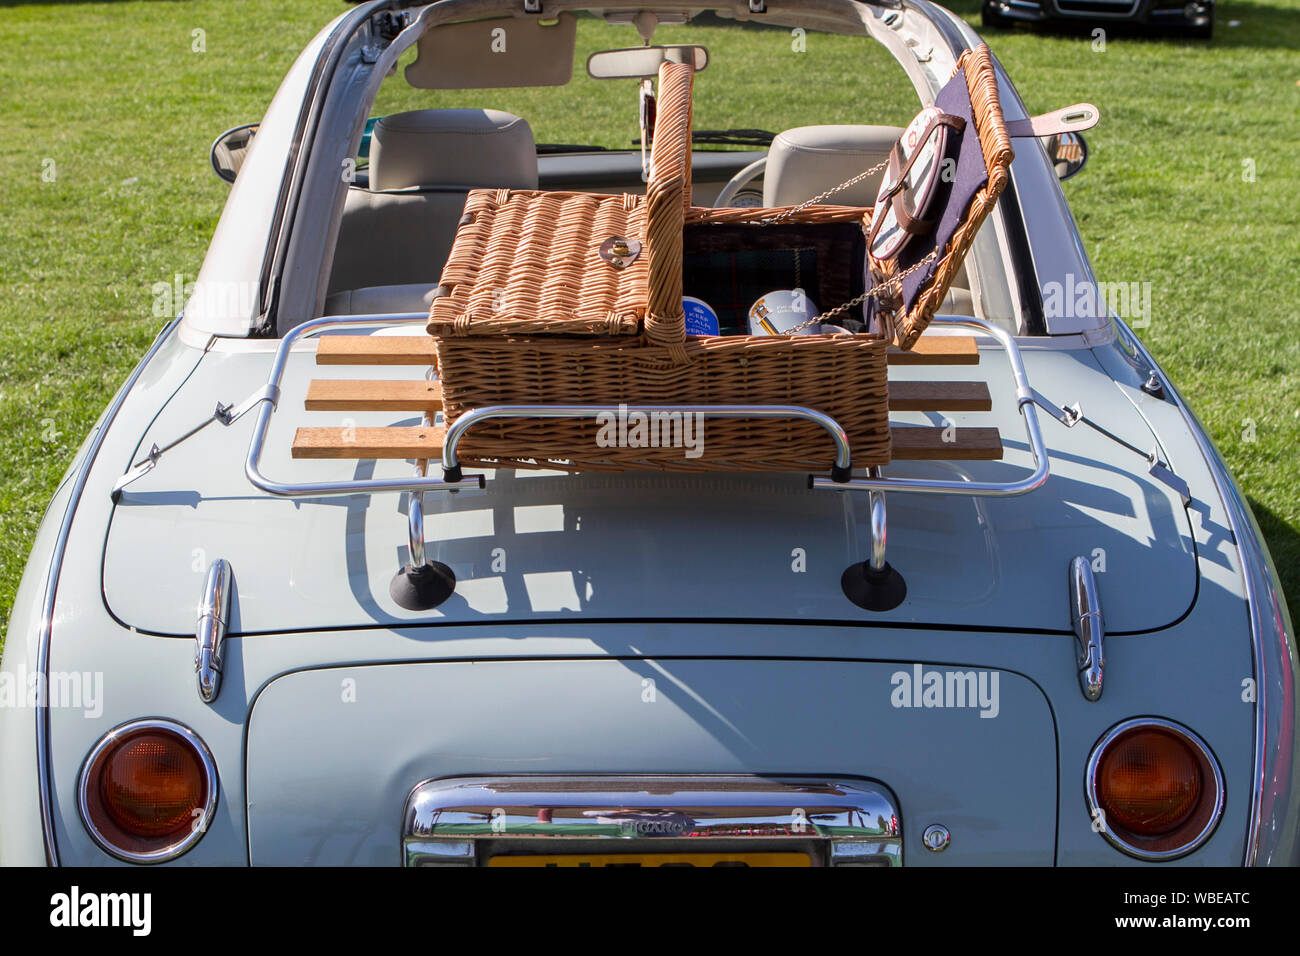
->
xmin=712 ymin=157 xmax=767 ymax=208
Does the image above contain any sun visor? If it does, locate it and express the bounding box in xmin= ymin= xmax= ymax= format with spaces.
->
xmin=406 ymin=14 xmax=577 ymax=89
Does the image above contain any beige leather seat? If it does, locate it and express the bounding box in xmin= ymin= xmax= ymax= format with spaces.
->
xmin=326 ymin=109 xmax=537 ymax=314
xmin=763 ymin=124 xmax=974 ymax=316
xmin=763 ymin=125 xmax=902 ymax=208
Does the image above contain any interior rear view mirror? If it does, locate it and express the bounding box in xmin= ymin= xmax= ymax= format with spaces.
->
xmin=586 ymin=45 xmax=709 ymax=80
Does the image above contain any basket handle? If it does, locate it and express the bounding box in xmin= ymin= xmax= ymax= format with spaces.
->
xmin=643 ymin=61 xmax=694 ymax=353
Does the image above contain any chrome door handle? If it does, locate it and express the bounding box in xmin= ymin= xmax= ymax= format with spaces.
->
xmin=195 ymin=559 xmax=233 ymax=703
xmin=1069 ymin=555 xmax=1104 ymax=701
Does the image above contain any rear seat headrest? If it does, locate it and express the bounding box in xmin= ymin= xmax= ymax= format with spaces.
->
xmin=763 ymin=125 xmax=905 ymax=208
xmin=369 ymin=108 xmax=538 ymax=191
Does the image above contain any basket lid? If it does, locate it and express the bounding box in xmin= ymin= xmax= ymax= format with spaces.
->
xmin=427 ymin=61 xmax=695 ymax=342
xmin=866 ymin=45 xmax=1014 ymax=350
xmin=427 ymin=187 xmax=650 ymax=338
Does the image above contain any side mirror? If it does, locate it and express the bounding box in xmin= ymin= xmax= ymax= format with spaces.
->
xmin=1043 ymin=130 xmax=1088 ymax=181
xmin=210 ymin=123 xmax=258 ymax=184
xmin=586 ymin=45 xmax=708 ymax=80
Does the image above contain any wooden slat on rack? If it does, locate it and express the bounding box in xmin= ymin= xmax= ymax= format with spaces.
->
xmin=316 ymin=336 xmax=436 ymax=366
xmin=291 ymin=425 xmax=1000 ymax=462
xmin=887 ymin=381 xmax=990 ymax=412
xmin=886 ymin=336 xmax=979 ymax=365
xmin=304 ymin=379 xmax=442 ymax=412
xmin=302 ymin=378 xmax=993 ymax=414
xmin=292 ymin=426 xmax=445 ymax=460
xmin=316 ymin=335 xmax=981 ymax=367
xmin=889 ymin=426 xmax=1001 ymax=460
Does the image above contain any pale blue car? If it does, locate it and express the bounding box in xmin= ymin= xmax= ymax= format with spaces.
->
xmin=1 ymin=0 xmax=1294 ymax=867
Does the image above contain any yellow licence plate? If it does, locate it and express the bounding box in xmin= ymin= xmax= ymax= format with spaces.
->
xmin=488 ymin=852 xmax=811 ymax=867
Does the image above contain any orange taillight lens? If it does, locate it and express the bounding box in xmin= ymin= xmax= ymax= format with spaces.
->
xmin=80 ymin=722 xmax=214 ymax=860
xmin=1089 ymin=720 xmax=1223 ymax=859
xmin=99 ymin=732 xmax=207 ymax=837
xmin=1096 ymin=727 xmax=1201 ymax=835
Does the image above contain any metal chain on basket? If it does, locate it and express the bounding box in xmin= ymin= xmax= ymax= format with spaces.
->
xmin=756 ymin=154 xmax=936 ymax=335
xmin=761 ymin=158 xmax=890 ymax=226
xmin=783 ymin=249 xmax=941 ymax=335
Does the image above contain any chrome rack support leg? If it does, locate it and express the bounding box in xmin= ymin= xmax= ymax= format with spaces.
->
xmin=389 ymin=457 xmax=456 ymax=611
xmin=840 ymin=468 xmax=907 ymax=611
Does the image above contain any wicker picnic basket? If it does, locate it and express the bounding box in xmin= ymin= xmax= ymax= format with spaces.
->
xmin=427 ymin=46 xmax=1012 ymax=472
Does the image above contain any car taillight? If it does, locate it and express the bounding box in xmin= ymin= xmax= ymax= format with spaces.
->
xmin=1086 ymin=718 xmax=1223 ymax=860
xmin=78 ymin=719 xmax=217 ymax=863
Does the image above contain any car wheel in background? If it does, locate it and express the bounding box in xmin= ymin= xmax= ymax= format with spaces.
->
xmin=981 ymin=1 xmax=1016 ymax=29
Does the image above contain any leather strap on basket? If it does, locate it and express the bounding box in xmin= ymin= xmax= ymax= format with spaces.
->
xmin=642 ymin=61 xmax=694 ymax=363
xmin=866 ymin=111 xmax=967 ymax=252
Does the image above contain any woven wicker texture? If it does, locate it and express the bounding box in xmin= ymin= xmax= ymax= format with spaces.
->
xmin=429 ymin=189 xmax=647 ymax=336
xmin=433 ymin=332 xmax=890 ymax=471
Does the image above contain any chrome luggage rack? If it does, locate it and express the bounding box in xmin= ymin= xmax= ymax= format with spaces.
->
xmin=114 ymin=312 xmax=1188 ymax=613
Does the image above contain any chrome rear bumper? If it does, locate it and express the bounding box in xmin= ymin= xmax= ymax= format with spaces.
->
xmin=403 ymin=776 xmax=902 ymax=867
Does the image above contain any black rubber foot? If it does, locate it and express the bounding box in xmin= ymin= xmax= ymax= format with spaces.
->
xmin=390 ymin=561 xmax=456 ymax=610
xmin=841 ymin=561 xmax=907 ymax=612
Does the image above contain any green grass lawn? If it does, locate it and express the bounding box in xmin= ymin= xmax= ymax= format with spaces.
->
xmin=0 ymin=0 xmax=1296 ymax=647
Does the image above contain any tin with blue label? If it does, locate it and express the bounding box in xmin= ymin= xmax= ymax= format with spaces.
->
xmin=682 ymin=296 xmax=721 ymax=336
